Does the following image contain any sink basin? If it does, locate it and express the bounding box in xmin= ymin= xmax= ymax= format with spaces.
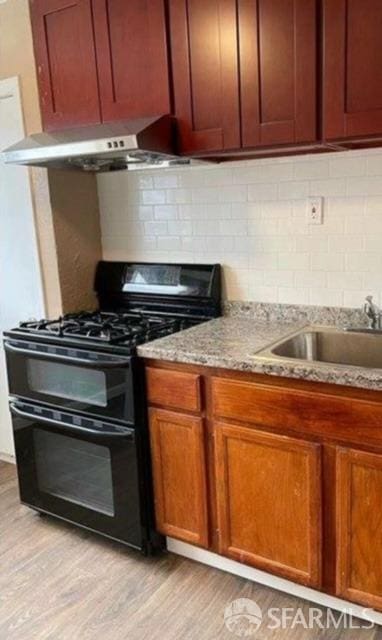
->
xmin=260 ymin=329 xmax=382 ymax=370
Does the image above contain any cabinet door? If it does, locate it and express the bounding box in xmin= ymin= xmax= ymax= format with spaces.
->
xmin=239 ymin=0 xmax=317 ymax=147
xmin=149 ymin=408 xmax=209 ymax=547
xmin=215 ymin=423 xmax=322 ymax=587
xmin=323 ymin=0 xmax=382 ymax=140
xmin=92 ymin=0 xmax=171 ymax=122
xmin=337 ymin=448 xmax=382 ymax=609
xmin=30 ymin=0 xmax=101 ymax=131
xmin=168 ymin=0 xmax=241 ymax=154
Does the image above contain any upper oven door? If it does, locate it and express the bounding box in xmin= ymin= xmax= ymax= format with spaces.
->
xmin=4 ymin=339 xmax=135 ymax=424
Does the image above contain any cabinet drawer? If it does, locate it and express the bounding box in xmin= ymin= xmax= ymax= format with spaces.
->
xmin=212 ymin=377 xmax=382 ymax=446
xmin=146 ymin=368 xmax=201 ymax=412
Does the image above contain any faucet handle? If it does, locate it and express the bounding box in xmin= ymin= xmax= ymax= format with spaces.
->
xmin=364 ymin=295 xmax=381 ymax=329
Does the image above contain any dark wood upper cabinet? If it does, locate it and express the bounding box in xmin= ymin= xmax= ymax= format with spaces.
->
xmin=29 ymin=0 xmax=382 ymax=152
xmin=323 ymin=0 xmax=382 ymax=141
xmin=239 ymin=0 xmax=318 ymax=148
xmin=92 ymin=0 xmax=171 ymax=122
xmin=168 ymin=0 xmax=241 ymax=154
xmin=30 ymin=0 xmax=101 ymax=131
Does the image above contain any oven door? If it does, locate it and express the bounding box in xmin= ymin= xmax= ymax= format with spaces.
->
xmin=10 ymin=401 xmax=145 ymax=548
xmin=4 ymin=339 xmax=134 ymax=423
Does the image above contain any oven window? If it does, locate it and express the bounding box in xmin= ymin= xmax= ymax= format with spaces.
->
xmin=27 ymin=360 xmax=108 ymax=407
xmin=34 ymin=430 xmax=115 ymax=516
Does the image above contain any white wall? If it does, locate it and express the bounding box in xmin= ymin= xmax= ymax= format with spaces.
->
xmin=97 ymin=149 xmax=382 ymax=308
xmin=0 ymin=77 xmax=44 ymax=457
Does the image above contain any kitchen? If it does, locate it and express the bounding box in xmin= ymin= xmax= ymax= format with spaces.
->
xmin=1 ymin=0 xmax=382 ymax=638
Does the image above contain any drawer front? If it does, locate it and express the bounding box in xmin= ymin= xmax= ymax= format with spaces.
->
xmin=212 ymin=378 xmax=382 ymax=446
xmin=146 ymin=367 xmax=201 ymax=413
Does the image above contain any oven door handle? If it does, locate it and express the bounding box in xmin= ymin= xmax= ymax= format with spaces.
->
xmin=9 ymin=403 xmax=135 ymax=440
xmin=4 ymin=341 xmax=130 ymax=369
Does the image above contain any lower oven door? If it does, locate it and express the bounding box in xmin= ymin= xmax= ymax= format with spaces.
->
xmin=10 ymin=401 xmax=145 ymax=549
xmin=4 ymin=339 xmax=135 ymax=423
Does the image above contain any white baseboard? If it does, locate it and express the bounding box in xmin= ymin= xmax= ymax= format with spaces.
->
xmin=0 ymin=452 xmax=15 ymax=464
xmin=167 ymin=538 xmax=382 ymax=627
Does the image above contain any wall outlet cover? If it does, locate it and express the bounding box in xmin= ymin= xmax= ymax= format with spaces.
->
xmin=307 ymin=197 xmax=323 ymax=225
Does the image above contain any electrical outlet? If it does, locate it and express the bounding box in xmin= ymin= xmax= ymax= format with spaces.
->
xmin=307 ymin=197 xmax=323 ymax=225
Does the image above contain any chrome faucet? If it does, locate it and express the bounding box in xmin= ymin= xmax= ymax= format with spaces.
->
xmin=364 ymin=295 xmax=382 ymax=330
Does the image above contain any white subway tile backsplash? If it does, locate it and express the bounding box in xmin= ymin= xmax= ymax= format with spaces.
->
xmin=144 ymin=221 xmax=167 ymax=236
xmin=193 ymin=220 xmax=219 ymax=236
xmin=167 ymin=221 xmax=193 ymax=236
xmin=141 ymin=189 xmax=166 ymax=205
xmin=328 ymin=271 xmax=364 ymax=291
xmin=294 ymin=160 xmax=329 ymax=180
xmin=347 ymin=176 xmax=382 ymax=197
xmin=310 ymin=288 xmax=344 ymax=307
xmin=366 ymin=155 xmax=382 ymax=176
xmin=219 ymin=220 xmax=248 ymax=236
xmin=311 ymin=253 xmax=345 ymax=272
xmin=309 ymin=179 xmax=347 ymax=197
xmin=233 ymin=163 xmax=293 ymax=184
xmin=278 ymin=287 xmax=310 ymax=305
xmin=248 ymin=183 xmax=279 ymax=201
xmin=154 ymin=205 xmax=178 ymax=220
xmin=295 ymin=271 xmax=327 ymax=288
xmin=191 ymin=187 xmax=219 ymax=204
xmin=97 ymin=149 xmax=382 ymax=308
xmin=345 ymin=252 xmax=382 ymax=273
xmin=156 ymin=236 xmax=182 ymax=251
xmin=166 ymin=188 xmax=192 ymax=204
xmin=329 ymin=156 xmax=367 ymax=177
xmin=278 ymin=181 xmax=310 ymax=200
xmin=153 ymin=173 xmax=178 ymax=189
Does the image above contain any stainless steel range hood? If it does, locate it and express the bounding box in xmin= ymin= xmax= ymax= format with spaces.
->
xmin=1 ymin=115 xmax=200 ymax=172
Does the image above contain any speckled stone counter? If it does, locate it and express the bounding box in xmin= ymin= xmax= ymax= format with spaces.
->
xmin=138 ymin=303 xmax=382 ymax=392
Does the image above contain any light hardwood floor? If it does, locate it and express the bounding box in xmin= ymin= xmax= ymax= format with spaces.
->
xmin=0 ymin=461 xmax=381 ymax=640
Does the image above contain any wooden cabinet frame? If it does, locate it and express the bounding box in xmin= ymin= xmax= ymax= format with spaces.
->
xmin=145 ymin=358 xmax=382 ymax=610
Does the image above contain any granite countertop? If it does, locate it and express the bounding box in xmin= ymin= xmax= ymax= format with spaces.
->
xmin=138 ymin=306 xmax=382 ymax=391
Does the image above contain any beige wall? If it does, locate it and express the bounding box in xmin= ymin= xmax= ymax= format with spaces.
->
xmin=0 ymin=0 xmax=102 ymax=316
xmin=49 ymin=171 xmax=101 ymax=311
xmin=0 ymin=0 xmax=41 ymax=136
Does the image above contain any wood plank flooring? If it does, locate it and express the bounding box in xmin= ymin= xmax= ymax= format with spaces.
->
xmin=0 ymin=461 xmax=381 ymax=640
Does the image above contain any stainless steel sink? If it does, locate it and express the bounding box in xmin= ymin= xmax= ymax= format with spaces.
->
xmin=258 ymin=328 xmax=382 ymax=370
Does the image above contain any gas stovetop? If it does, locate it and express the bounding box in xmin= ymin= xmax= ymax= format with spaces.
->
xmin=7 ymin=262 xmax=221 ymax=354
xmin=17 ymin=310 xmax=187 ymax=347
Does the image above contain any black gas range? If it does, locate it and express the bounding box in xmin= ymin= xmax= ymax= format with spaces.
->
xmin=4 ymin=262 xmax=221 ymax=552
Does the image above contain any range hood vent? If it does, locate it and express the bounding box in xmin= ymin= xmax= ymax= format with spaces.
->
xmin=1 ymin=115 xmax=205 ymax=172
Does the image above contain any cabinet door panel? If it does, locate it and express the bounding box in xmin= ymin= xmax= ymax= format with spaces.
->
xmin=323 ymin=0 xmax=382 ymax=140
xmin=168 ymin=0 xmax=241 ymax=153
xmin=149 ymin=408 xmax=209 ymax=547
xmin=30 ymin=0 xmax=101 ymax=130
xmin=239 ymin=0 xmax=317 ymax=147
xmin=93 ymin=0 xmax=171 ymax=122
xmin=337 ymin=448 xmax=382 ymax=609
xmin=215 ymin=423 xmax=322 ymax=587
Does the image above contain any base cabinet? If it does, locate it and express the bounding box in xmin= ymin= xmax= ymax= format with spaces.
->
xmin=146 ymin=363 xmax=382 ymax=611
xmin=214 ymin=423 xmax=322 ymax=587
xmin=148 ymin=408 xmax=209 ymax=548
xmin=336 ymin=447 xmax=382 ymax=609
